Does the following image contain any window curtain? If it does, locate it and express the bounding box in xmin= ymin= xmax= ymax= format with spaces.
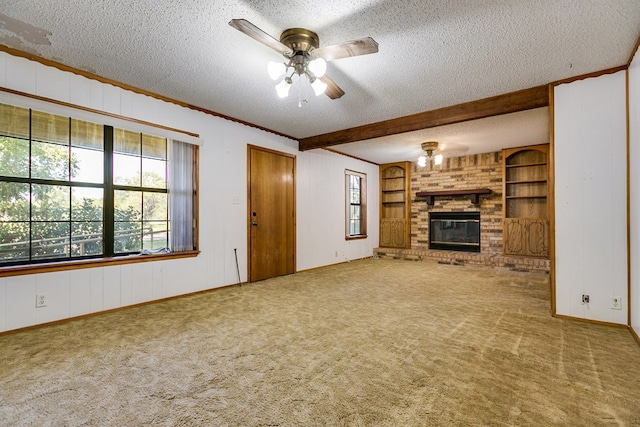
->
xmin=169 ymin=140 xmax=194 ymax=252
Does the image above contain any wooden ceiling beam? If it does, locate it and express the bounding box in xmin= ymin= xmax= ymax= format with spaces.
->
xmin=298 ymin=85 xmax=549 ymax=151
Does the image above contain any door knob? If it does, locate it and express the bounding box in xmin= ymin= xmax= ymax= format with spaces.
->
xmin=252 ymin=221 xmax=258 ymax=226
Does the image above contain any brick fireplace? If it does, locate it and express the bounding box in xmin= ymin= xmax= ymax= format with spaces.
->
xmin=374 ymin=152 xmax=550 ymax=273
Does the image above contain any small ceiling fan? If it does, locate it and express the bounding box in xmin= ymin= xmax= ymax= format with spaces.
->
xmin=229 ymin=19 xmax=379 ymax=101
xmin=417 ymin=141 xmax=469 ymax=167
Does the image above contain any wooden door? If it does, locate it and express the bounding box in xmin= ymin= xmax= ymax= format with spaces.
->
xmin=248 ymin=146 xmax=295 ymax=282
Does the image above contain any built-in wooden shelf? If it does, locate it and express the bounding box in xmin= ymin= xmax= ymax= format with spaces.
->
xmin=416 ymin=188 xmax=492 ymax=205
xmin=505 ymin=195 xmax=547 ymax=199
xmin=502 ymin=144 xmax=550 ymax=258
xmin=380 ymin=162 xmax=411 ymax=248
xmin=505 ymin=179 xmax=547 ymax=184
xmin=505 ymin=162 xmax=547 ymax=168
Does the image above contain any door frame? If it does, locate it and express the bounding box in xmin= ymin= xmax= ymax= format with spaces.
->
xmin=246 ymin=144 xmax=297 ymax=282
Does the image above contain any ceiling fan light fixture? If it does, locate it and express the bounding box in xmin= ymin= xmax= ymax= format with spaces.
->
xmin=267 ymin=61 xmax=287 ymax=80
xmin=275 ymin=77 xmax=292 ymax=98
xmin=418 ymin=141 xmax=442 ymax=166
xmin=307 ymin=57 xmax=326 ymax=78
xmin=421 ymin=141 xmax=439 ymax=158
xmin=311 ymin=77 xmax=327 ymax=96
xmin=229 ymin=19 xmax=378 ymax=103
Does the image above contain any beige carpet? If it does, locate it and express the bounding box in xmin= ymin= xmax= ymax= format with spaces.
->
xmin=1 ymin=258 xmax=639 ymax=426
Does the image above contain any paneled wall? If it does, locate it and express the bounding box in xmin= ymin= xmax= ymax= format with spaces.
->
xmin=553 ymin=71 xmax=627 ymax=325
xmin=0 ymin=51 xmax=379 ymax=333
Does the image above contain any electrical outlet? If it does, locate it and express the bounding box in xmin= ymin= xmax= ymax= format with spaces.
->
xmin=610 ymin=296 xmax=622 ymax=310
xmin=581 ymin=294 xmax=590 ymax=304
xmin=36 ymin=294 xmax=47 ymax=308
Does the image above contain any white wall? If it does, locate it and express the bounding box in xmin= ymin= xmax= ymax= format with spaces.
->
xmin=554 ymin=71 xmax=628 ymax=324
xmin=297 ymin=149 xmax=379 ymax=271
xmin=0 ymin=51 xmax=378 ymax=333
xmin=630 ymin=50 xmax=640 ymax=335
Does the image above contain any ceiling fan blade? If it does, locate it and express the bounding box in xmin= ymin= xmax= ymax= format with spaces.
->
xmin=320 ymin=75 xmax=345 ymax=100
xmin=313 ymin=37 xmax=378 ymax=61
xmin=229 ymin=19 xmax=293 ymax=56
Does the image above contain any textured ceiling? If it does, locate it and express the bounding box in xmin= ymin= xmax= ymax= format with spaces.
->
xmin=1 ymin=0 xmax=639 ymax=164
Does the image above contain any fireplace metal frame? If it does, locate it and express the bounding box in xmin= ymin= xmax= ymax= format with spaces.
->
xmin=429 ymin=211 xmax=481 ymax=252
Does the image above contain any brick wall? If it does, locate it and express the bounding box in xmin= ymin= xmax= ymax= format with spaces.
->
xmin=412 ymin=152 xmax=503 ymax=252
xmin=374 ymin=151 xmax=550 ymax=273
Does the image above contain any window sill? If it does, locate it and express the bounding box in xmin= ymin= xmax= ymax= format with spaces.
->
xmin=346 ymin=235 xmax=368 ymax=241
xmin=0 ymin=250 xmax=200 ymax=278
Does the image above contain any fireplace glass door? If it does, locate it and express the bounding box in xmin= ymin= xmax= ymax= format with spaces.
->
xmin=429 ymin=212 xmax=480 ymax=252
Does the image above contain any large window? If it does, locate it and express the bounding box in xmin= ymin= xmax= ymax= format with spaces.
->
xmin=345 ymin=170 xmax=367 ymax=239
xmin=0 ymin=103 xmax=196 ymax=266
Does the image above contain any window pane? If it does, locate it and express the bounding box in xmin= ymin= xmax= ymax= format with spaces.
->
xmin=0 ymin=222 xmax=29 ymax=263
xmin=350 ymin=219 xmax=361 ymax=236
xmin=115 ymin=190 xmax=142 ymax=221
xmin=115 ymin=222 xmax=141 ymax=253
xmin=31 ymin=184 xmax=70 ymax=221
xmin=143 ymin=192 xmax=167 ymax=221
xmin=114 ymin=128 xmax=140 ymax=155
xmin=32 ymin=140 xmax=70 ymax=180
xmin=32 ymin=221 xmax=70 ymax=260
xmin=113 ymin=153 xmax=140 ymax=186
xmin=71 ymin=146 xmax=104 ymax=183
xmin=350 ymin=205 xmax=361 ymax=220
xmin=71 ymin=119 xmax=103 ymax=150
xmin=142 ymin=134 xmax=166 ymax=160
xmin=31 ymin=110 xmax=69 ymax=145
xmin=143 ymin=221 xmax=168 ymax=250
xmin=0 ymin=182 xmax=30 ymax=220
xmin=0 ymin=136 xmax=29 ymax=178
xmin=142 ymin=158 xmax=166 ymax=188
xmin=72 ymin=221 xmax=103 ymax=257
xmin=350 ymin=176 xmax=361 ymax=204
xmin=72 ymin=187 xmax=103 ymax=221
xmin=0 ymin=103 xmax=30 ymax=140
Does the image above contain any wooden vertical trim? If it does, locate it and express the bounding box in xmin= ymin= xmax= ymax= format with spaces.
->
xmin=548 ymin=83 xmax=557 ymax=316
xmin=626 ymin=69 xmax=632 ymax=327
xmin=246 ymin=145 xmax=253 ymax=282
xmin=292 ymin=154 xmax=297 ymax=274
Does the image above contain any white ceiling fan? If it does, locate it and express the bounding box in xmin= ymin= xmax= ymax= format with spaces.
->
xmin=229 ymin=19 xmax=379 ymax=102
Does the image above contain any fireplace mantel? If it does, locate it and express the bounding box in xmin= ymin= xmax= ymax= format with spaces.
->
xmin=416 ymin=188 xmax=492 ymax=205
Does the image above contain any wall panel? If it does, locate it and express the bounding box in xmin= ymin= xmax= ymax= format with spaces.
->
xmin=553 ymin=71 xmax=627 ymax=324
xmin=35 ymin=271 xmax=70 ymax=324
xmin=36 ymin=63 xmax=70 ymax=102
xmin=5 ymin=275 xmax=36 ymax=331
xmin=68 ymin=269 xmax=93 ymax=318
xmin=5 ymin=55 xmax=36 ymax=94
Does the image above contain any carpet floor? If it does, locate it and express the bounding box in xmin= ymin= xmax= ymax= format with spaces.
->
xmin=1 ymin=258 xmax=639 ymax=426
